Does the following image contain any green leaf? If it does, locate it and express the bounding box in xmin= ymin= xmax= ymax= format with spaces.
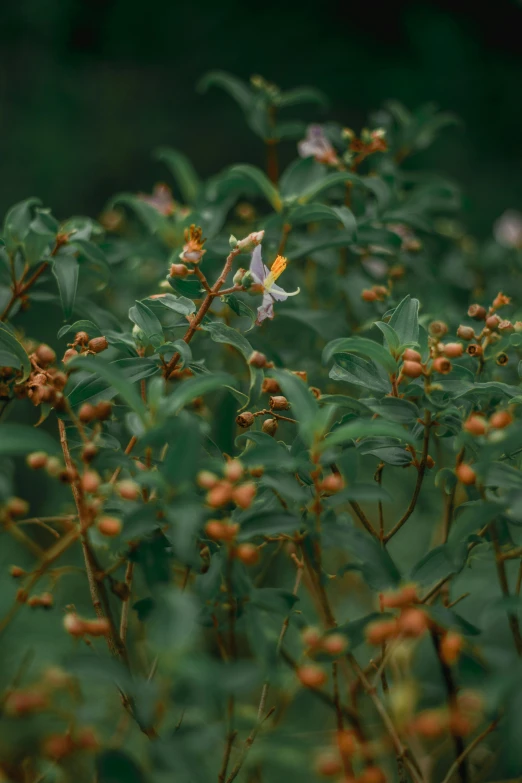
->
xmin=67 ymin=357 xmax=157 ymax=408
xmin=275 ymin=86 xmax=328 ymax=108
xmin=0 ymin=423 xmax=60 ymax=456
xmin=323 ymin=336 xmax=397 ymax=375
xmin=279 ymin=157 xmax=327 ymax=201
xmin=319 ymin=419 xmax=417 ymax=452
xmin=365 ymin=397 xmax=419 ymax=424
xmin=68 ymin=355 xmax=149 ymax=423
xmin=374 ymin=321 xmax=401 ymax=356
xmin=410 ymin=543 xmax=468 ymax=586
xmin=3 ymin=197 xmax=41 ymax=253
xmin=289 ymin=203 xmax=356 ymax=235
xmin=200 ymin=321 xmax=262 ymax=409
xmin=298 ymin=171 xmax=365 ymax=204
xmin=155 ymin=147 xmax=201 ymax=205
xmin=286 ymin=230 xmax=358 ymax=261
xmin=335 ymin=612 xmax=394 ymax=650
xmin=162 ymin=372 xmax=234 ymax=416
xmin=52 ymin=254 xmax=80 ymax=319
xmin=129 ymin=301 xmax=164 ymax=347
xmin=57 ymin=320 xmax=102 ymax=339
xmin=0 ymin=323 xmax=31 ymax=381
xmin=330 ymin=355 xmax=392 ymax=394
xmin=270 ymin=368 xmax=328 ymax=445
xmin=154 ymin=293 xmax=196 ymax=316
xmin=388 ymin=295 xmax=420 ymax=345
xmin=485 ymin=463 xmax=522 ymax=490
xmin=238 ymin=510 xmax=301 ymax=540
xmin=334 ymin=522 xmax=401 ymax=590
xmin=110 ymin=194 xmax=166 ymax=234
xmin=198 ymin=71 xmax=253 ymax=114
xmin=227 ymin=165 xmax=282 ymax=212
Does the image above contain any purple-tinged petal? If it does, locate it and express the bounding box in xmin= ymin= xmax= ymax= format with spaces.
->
xmin=255 ymin=294 xmax=275 ymax=325
xmin=268 ymin=283 xmax=289 ymax=302
xmin=249 ymin=245 xmax=266 ymax=284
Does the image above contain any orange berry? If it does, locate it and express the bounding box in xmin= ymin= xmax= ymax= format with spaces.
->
xmin=205 ymin=520 xmax=238 ymax=542
xmin=206 ymin=481 xmax=234 ymax=508
xmin=314 ymin=751 xmax=343 ymax=777
xmin=83 ymin=618 xmax=111 ymax=637
xmin=361 ymin=289 xmax=377 ymax=302
xmin=10 ymin=565 xmax=26 ymax=578
xmin=321 ymin=633 xmax=348 ymax=657
xmin=457 ymin=325 xmax=475 ymax=340
xmin=302 ymin=626 xmax=322 ymax=648
xmin=297 ymin=664 xmax=327 ymax=689
xmin=235 ymin=543 xmax=259 ymax=566
xmin=464 ymin=415 xmax=486 ymax=436
xmin=440 ymin=631 xmax=463 ymax=665
xmin=224 ymin=459 xmax=244 ymax=482
xmin=486 ymin=314 xmax=500 ymax=329
xmin=63 ymin=613 xmax=86 ymax=637
xmin=81 ymin=470 xmax=100 ymax=494
xmin=409 ymin=710 xmax=447 ymax=739
xmin=6 ymin=497 xmax=29 ymax=517
xmin=269 ymin=395 xmax=290 ymax=411
xmin=42 ymin=734 xmax=74 ymax=759
xmin=381 ymin=586 xmax=418 ymax=610
xmin=489 ymin=410 xmax=513 ymax=429
xmin=426 ymin=455 xmax=435 ymax=469
xmin=432 ymin=357 xmax=452 ymax=374
xmin=456 ymin=464 xmax=476 ymax=485
xmin=365 ymin=619 xmax=399 ymax=645
xmin=320 ymin=474 xmax=345 ymax=493
xmin=79 ymin=403 xmax=97 ymax=423
xmin=448 ymin=710 xmax=473 ymax=737
xmin=97 ymin=516 xmax=122 ymax=537
xmin=337 ymin=729 xmax=357 ymax=757
xmin=232 ymin=482 xmax=257 ymax=509
xmin=401 ymin=360 xmax=423 ymax=378
xmin=397 ymin=608 xmax=429 ymax=638
xmin=26 ymin=451 xmax=48 ymax=470
xmin=403 ymin=348 xmax=421 ymax=362
xmin=116 ymin=479 xmax=140 ymax=500
xmin=4 ymin=689 xmax=48 ymax=716
xmin=442 ymin=343 xmax=463 ymax=358
xmin=197 ymin=470 xmax=219 ymax=489
xmin=359 ymin=766 xmax=387 ymax=783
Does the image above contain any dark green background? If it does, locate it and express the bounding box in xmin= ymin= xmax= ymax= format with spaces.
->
xmin=1 ymin=0 xmax=521 ymax=235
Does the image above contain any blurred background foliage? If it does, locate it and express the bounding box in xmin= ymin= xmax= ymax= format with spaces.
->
xmin=1 ymin=0 xmax=521 ymax=237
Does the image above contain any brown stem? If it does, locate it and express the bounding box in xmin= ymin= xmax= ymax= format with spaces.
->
xmin=490 ymin=521 xmax=522 ymax=656
xmin=253 ymin=409 xmax=297 ymax=424
xmin=1 ymin=236 xmax=65 ymax=321
xmin=440 ymin=719 xmax=499 ymax=783
xmin=349 ymin=500 xmax=378 ymax=538
xmin=384 ymin=412 xmax=432 ymax=543
xmin=119 ymin=561 xmax=135 ymax=644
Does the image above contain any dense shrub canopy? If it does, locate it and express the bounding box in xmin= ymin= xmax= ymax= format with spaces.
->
xmin=1 ymin=72 xmax=522 ymax=783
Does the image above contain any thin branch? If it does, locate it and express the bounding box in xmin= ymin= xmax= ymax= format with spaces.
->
xmin=440 ymin=719 xmax=499 ymax=783
xmin=490 ymin=521 xmax=522 ymax=656
xmin=119 ymin=561 xmax=135 ymax=645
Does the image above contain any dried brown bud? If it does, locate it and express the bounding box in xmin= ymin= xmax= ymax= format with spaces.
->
xmin=457 ymin=325 xmax=475 ymax=341
xmin=94 ymin=400 xmax=112 ymax=420
xmin=498 ymin=319 xmax=514 ymax=333
xmin=81 ymin=471 xmax=100 ymax=494
xmin=75 ymin=331 xmax=89 ymax=345
xmin=97 ymin=516 xmax=122 ymax=537
xmin=88 ymin=336 xmax=109 ymax=354
xmin=62 ymin=348 xmax=78 ymax=364
xmin=493 ymin=292 xmax=511 ymax=309
xmin=206 ymin=481 xmax=234 ymax=508
xmin=197 ymin=471 xmax=219 ymax=490
xmin=59 ymin=467 xmax=77 ymax=484
xmin=117 ymin=480 xmax=140 ymax=500
xmin=486 ymin=314 xmax=500 ymax=329
xmin=79 ymin=403 xmax=97 ymax=423
xmin=464 ymin=415 xmax=486 ymax=436
xmin=232 ymin=482 xmax=256 ymax=509
xmin=309 ymin=386 xmax=322 ymax=399
xmin=466 ymin=343 xmax=483 ymax=357
xmin=248 ymin=350 xmax=269 ymax=368
xmin=319 ymin=474 xmax=344 ymax=493
xmin=82 ymin=442 xmax=97 ymax=462
xmin=52 ymin=371 xmax=68 ymax=391
xmin=269 ymin=395 xmax=290 ymax=411
xmin=236 ymin=411 xmax=255 ymax=428
xmin=432 ymin=357 xmax=452 ymax=374
xmin=205 ymin=520 xmax=238 ymax=541
xmin=6 ymin=497 xmax=29 ymax=517
xmin=169 ymin=263 xmax=189 ymax=277
xmin=442 ymin=343 xmax=463 ymax=358
xmin=83 ymin=618 xmax=111 ymax=637
xmin=262 ymin=418 xmax=279 ymax=437
xmin=468 ymin=304 xmax=486 ymax=321
xmin=224 ymin=460 xmax=244 ymax=483
xmin=296 ymin=664 xmax=327 ymax=689
xmin=292 ymin=370 xmax=308 ymax=382
xmin=63 ymin=613 xmax=86 ymax=637
xmin=429 ymin=321 xmax=448 ymax=337
xmin=10 ymin=565 xmax=26 ymax=578
xmin=440 ymin=631 xmax=464 ymax=665
xmin=262 ymin=378 xmax=281 ymax=394
xmin=397 ymin=608 xmax=430 ymax=638
xmin=26 ymin=451 xmax=48 ymax=470
xmin=234 ymin=543 xmax=259 ymax=566
xmin=426 ymin=455 xmax=435 ymax=469
xmin=496 ymin=352 xmax=509 ymax=366
xmin=35 ymin=344 xmax=56 ymax=367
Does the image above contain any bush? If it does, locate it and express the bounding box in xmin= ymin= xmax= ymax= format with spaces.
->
xmin=1 ymin=72 xmax=522 ymax=783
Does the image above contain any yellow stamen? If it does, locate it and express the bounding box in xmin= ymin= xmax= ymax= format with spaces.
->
xmin=264 ymin=255 xmax=288 ymax=290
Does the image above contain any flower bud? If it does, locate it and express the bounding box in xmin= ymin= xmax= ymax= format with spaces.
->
xmin=10 ymin=565 xmax=26 ymax=578
xmin=236 ymin=411 xmax=255 ymax=428
xmin=337 ymin=729 xmax=357 ymax=756
xmin=88 ymin=336 xmax=109 ymax=354
xmin=97 ymin=516 xmax=122 ymax=537
xmin=297 ymin=664 xmax=327 ymax=689
xmin=234 ymin=543 xmax=259 ymax=566
xmin=233 ymin=267 xmax=247 ymax=286
xmin=262 ymin=418 xmax=278 ymax=437
xmin=366 ymin=619 xmax=399 ymax=645
xmin=292 ymin=370 xmax=308 ymax=382
xmin=398 ymin=608 xmax=430 ymax=637
xmin=498 ymin=319 xmax=514 ymax=333
xmin=442 ymin=343 xmax=463 ymax=358
xmin=402 ymin=360 xmax=423 ymax=378
xmin=468 ymin=304 xmax=486 ymax=321
xmin=381 ymin=586 xmax=418 ymax=609
xmin=361 ymin=289 xmax=377 ymax=302
xmin=75 ymin=331 xmax=89 ymax=345
xmin=489 ymin=410 xmax=513 ymax=429
xmin=486 ymin=314 xmax=500 ymax=329
xmin=117 ymin=480 xmax=140 ymax=500
xmin=464 ymin=415 xmax=486 ymax=436
xmin=63 ymin=613 xmax=86 ymax=637
xmin=302 ymin=627 xmax=322 ymax=648
xmin=456 ymin=464 xmax=476 ymax=485
xmin=232 ymin=482 xmax=256 ymax=509
xmin=493 ymin=292 xmax=511 ymax=309
xmin=204 ymin=520 xmax=238 ymax=541
xmin=26 ymin=451 xmax=48 ymax=470
xmin=81 ymin=471 xmax=100 ymax=494
xmin=46 ymin=457 xmax=63 ymax=477
xmin=248 ymin=350 xmax=269 ymax=368
xmin=262 ymin=378 xmax=281 ymax=394
xmin=206 ymin=481 xmax=234 ymax=508
xmin=309 ymin=386 xmax=321 ymax=399
xmin=448 ymin=710 xmax=473 ymax=737
xmin=79 ymin=403 xmax=97 ymax=423
xmin=235 ymin=230 xmax=265 ymax=252
xmin=456 ymin=325 xmax=474 ymax=341
xmin=82 ymin=442 xmax=97 ymax=462
xmin=36 ymin=344 xmax=56 ymax=367
xmin=429 ymin=321 xmax=448 ymax=337
xmin=62 ymin=348 xmax=78 ymax=363
xmin=321 ymin=633 xmax=347 ymax=657
xmin=432 ymin=357 xmax=452 ymax=374
xmin=269 ymin=395 xmax=290 ymax=411
xmin=403 ymin=349 xmax=421 ymax=362
xmin=169 ymin=263 xmax=189 ymax=277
